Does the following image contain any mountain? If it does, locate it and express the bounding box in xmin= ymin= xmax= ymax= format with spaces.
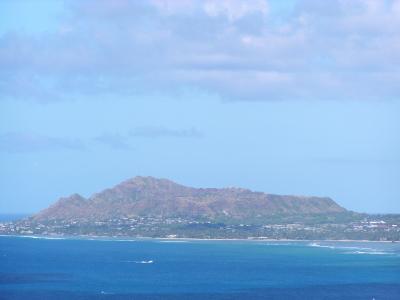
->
xmin=32 ymin=176 xmax=346 ymax=222
xmin=6 ymin=177 xmax=399 ymax=241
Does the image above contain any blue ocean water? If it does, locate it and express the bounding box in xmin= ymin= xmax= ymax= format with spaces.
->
xmin=0 ymin=236 xmax=399 ymax=299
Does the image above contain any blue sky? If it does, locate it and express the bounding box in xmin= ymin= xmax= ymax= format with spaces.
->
xmin=0 ymin=0 xmax=399 ymax=214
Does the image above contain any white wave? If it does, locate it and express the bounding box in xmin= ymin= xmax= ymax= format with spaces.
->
xmin=308 ymin=242 xmax=377 ymax=251
xmin=84 ymin=237 xmax=139 ymax=242
xmin=346 ymin=251 xmax=393 ymax=255
xmin=18 ymin=235 xmax=66 ymax=240
xmin=158 ymin=240 xmax=189 ymax=243
xmin=308 ymin=243 xmax=336 ymax=249
xmin=307 ymin=242 xmax=397 ymax=256
xmin=261 ymin=242 xmax=295 ymax=246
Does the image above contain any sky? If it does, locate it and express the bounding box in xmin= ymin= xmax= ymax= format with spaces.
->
xmin=0 ymin=0 xmax=399 ymax=214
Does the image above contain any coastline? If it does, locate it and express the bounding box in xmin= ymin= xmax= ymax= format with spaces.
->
xmin=0 ymin=234 xmax=397 ymax=243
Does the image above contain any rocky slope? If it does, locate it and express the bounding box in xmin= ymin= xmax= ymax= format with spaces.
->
xmin=32 ymin=176 xmax=346 ymax=222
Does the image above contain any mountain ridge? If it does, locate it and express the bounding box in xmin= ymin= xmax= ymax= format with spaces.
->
xmin=32 ymin=176 xmax=346 ymax=222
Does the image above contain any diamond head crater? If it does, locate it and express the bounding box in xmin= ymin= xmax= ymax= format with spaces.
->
xmin=1 ymin=176 xmax=399 ymax=241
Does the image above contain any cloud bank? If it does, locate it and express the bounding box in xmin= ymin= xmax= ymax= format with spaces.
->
xmin=0 ymin=126 xmax=203 ymax=153
xmin=0 ymin=0 xmax=399 ymax=102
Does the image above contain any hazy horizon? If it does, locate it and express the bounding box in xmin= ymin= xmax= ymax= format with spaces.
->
xmin=1 ymin=0 xmax=399 ymax=215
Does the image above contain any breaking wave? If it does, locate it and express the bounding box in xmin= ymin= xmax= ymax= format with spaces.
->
xmin=307 ymin=242 xmax=398 ymax=256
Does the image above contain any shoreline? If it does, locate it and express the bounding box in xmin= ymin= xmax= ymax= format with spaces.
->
xmin=0 ymin=234 xmax=397 ymax=243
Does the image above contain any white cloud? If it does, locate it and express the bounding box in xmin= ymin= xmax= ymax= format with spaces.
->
xmin=0 ymin=0 xmax=399 ymax=102
xmin=150 ymin=0 xmax=268 ymax=20
xmin=203 ymin=0 xmax=268 ymax=21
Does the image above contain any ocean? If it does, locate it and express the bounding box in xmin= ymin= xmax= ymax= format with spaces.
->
xmin=0 ymin=236 xmax=399 ymax=299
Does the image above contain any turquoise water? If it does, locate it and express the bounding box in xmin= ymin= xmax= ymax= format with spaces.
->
xmin=0 ymin=236 xmax=399 ymax=299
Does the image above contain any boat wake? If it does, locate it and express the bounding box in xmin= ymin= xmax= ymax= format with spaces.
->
xmin=135 ymin=260 xmax=154 ymax=264
xmin=123 ymin=260 xmax=154 ymax=264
